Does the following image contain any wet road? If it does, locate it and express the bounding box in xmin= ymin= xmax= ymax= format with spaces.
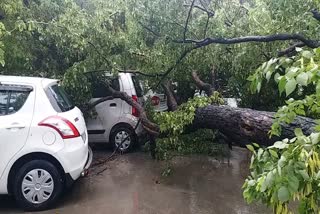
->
xmin=0 ymin=147 xmax=270 ymax=214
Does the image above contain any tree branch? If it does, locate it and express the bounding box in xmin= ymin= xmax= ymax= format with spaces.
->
xmin=87 ymin=82 xmax=160 ymax=136
xmin=192 ymin=71 xmax=213 ymax=96
xmin=183 ymin=0 xmax=196 ymax=41
xmin=87 ymin=96 xmax=114 ymax=109
xmin=277 ymin=42 xmax=305 ymax=57
xmin=184 ymin=4 xmax=215 ymax=17
xmin=311 ymin=9 xmax=320 ymax=22
xmin=154 ymin=46 xmax=197 ymax=89
xmin=107 ymin=86 xmax=160 ymax=135
xmin=87 ymin=41 xmax=113 ymax=68
xmin=175 ymin=34 xmax=320 ymax=49
xmin=162 ymin=81 xmax=178 ymax=111
xmin=194 ymin=5 xmax=215 ymax=17
xmin=117 ymin=69 xmax=165 ymax=78
xmin=210 ymin=66 xmax=216 ymax=91
xmin=0 ymin=12 xmax=4 ymax=20
xmin=138 ymin=21 xmax=161 ymax=37
xmin=203 ymin=15 xmax=210 ymax=38
xmin=86 ymin=69 xmax=165 ymax=78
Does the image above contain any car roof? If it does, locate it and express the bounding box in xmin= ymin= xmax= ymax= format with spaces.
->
xmin=0 ymin=75 xmax=57 ymax=87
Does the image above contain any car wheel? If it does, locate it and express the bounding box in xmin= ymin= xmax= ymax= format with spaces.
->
xmin=111 ymin=126 xmax=135 ymax=153
xmin=12 ymin=160 xmax=63 ymax=211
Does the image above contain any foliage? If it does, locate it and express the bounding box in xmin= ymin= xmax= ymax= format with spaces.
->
xmin=244 ymin=48 xmax=320 ymax=213
xmin=249 ymin=48 xmax=320 ymax=136
xmin=154 ymin=92 xmax=224 ymax=135
xmin=1 ymin=0 xmax=319 ymax=110
xmin=152 ymin=92 xmax=227 ymax=161
xmin=155 ymin=129 xmax=231 ymax=161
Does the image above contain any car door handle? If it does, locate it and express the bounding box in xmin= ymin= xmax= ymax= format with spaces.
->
xmin=6 ymin=123 xmax=26 ymax=129
xmin=110 ymin=103 xmax=117 ymax=107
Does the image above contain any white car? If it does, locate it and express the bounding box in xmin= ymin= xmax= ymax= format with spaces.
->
xmin=145 ymin=89 xmax=168 ymax=112
xmin=0 ymin=76 xmax=92 ymax=211
xmin=194 ymin=90 xmax=239 ymax=107
xmin=86 ymin=72 xmax=144 ymax=152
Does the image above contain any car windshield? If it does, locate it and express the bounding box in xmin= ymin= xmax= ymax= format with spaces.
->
xmin=49 ymin=84 xmax=74 ymax=112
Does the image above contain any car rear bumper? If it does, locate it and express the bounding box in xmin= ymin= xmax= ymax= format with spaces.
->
xmin=56 ymin=132 xmax=93 ymax=180
xmin=81 ymin=146 xmax=93 ymax=177
xmin=64 ymin=146 xmax=93 ymax=187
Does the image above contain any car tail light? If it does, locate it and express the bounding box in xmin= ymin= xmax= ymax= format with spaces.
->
xmin=38 ymin=116 xmax=80 ymax=139
xmin=151 ymin=96 xmax=160 ymax=106
xmin=132 ymin=95 xmax=139 ymax=117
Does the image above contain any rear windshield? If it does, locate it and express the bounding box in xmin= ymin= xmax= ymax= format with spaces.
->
xmin=132 ymin=76 xmax=144 ymax=97
xmin=47 ymin=84 xmax=74 ymax=112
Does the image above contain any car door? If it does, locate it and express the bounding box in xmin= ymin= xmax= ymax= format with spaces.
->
xmin=0 ymin=84 xmax=35 ymax=178
xmin=86 ymin=75 xmax=122 ymax=142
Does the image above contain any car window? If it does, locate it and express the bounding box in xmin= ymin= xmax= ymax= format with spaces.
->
xmin=131 ymin=76 xmax=144 ymax=97
xmin=0 ymin=90 xmax=8 ymax=115
xmin=48 ymin=84 xmax=74 ymax=112
xmin=0 ymin=89 xmax=30 ymax=116
xmin=8 ymin=91 xmax=30 ymax=114
xmin=87 ymin=74 xmax=120 ymax=98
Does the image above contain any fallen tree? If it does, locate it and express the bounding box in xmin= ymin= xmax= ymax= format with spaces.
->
xmin=193 ymin=105 xmax=316 ymax=146
xmin=188 ymin=70 xmax=316 ymax=147
xmin=88 ymin=69 xmax=316 ymax=150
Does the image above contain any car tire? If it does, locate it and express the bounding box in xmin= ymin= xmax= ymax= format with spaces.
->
xmin=12 ymin=160 xmax=64 ymax=211
xmin=110 ymin=126 xmax=136 ymax=153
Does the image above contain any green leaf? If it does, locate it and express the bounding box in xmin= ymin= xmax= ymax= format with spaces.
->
xmin=302 ymin=50 xmax=313 ymax=59
xmin=278 ymin=77 xmax=286 ymax=95
xmin=296 ymin=72 xmax=308 ymax=86
xmin=310 ymin=133 xmax=320 ymax=145
xmin=271 ymin=141 xmax=288 ymax=149
xmin=269 ymin=149 xmax=278 ymax=158
xmin=278 ymin=186 xmax=290 ymax=202
xmin=278 ymin=155 xmax=287 ymax=167
xmin=0 ymin=59 xmax=4 ymax=67
xmin=261 ymin=171 xmax=274 ymax=192
xmin=252 ymin=143 xmax=260 ymax=148
xmin=294 ymin=128 xmax=303 ymax=137
xmin=256 ymin=82 xmax=261 ymax=93
xmin=246 ymin=145 xmax=255 ymax=152
xmin=286 ymin=67 xmax=299 ymax=78
xmin=285 ymin=78 xmax=297 ymax=96
xmin=316 ymin=81 xmax=320 ymax=94
xmin=274 ymin=73 xmax=280 ymax=83
xmin=288 ymin=175 xmax=299 ymax=193
xmin=298 ymin=170 xmax=309 ymax=180
xmin=266 ymin=71 xmax=272 ymax=82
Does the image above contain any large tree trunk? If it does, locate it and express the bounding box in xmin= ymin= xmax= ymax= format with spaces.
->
xmin=193 ymin=105 xmax=316 ymax=146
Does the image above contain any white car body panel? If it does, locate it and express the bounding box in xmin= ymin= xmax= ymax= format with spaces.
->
xmin=86 ymin=72 xmax=144 ymax=143
xmin=0 ymin=76 xmax=90 ymax=194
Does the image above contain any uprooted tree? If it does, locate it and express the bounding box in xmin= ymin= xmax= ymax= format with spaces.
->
xmin=1 ymin=0 xmax=320 ymax=213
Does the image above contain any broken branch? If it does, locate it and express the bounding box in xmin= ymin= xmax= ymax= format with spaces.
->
xmin=183 ymin=0 xmax=197 ymax=41
xmin=192 ymin=71 xmax=213 ymax=96
xmin=311 ymin=9 xmax=320 ymax=22
xmin=176 ymin=34 xmax=320 ymax=49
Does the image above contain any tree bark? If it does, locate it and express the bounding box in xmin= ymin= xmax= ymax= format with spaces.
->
xmin=162 ymin=81 xmax=178 ymax=111
xmin=193 ymin=105 xmax=316 ymax=147
xmin=192 ymin=71 xmax=213 ymax=96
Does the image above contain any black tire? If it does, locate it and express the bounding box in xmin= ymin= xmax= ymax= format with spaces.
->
xmin=12 ymin=160 xmax=64 ymax=211
xmin=110 ymin=125 xmax=136 ymax=153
